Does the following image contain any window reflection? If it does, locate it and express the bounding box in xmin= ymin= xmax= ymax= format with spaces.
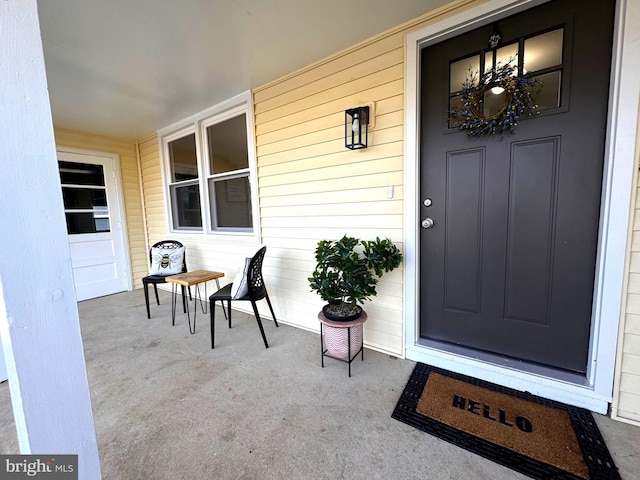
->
xmin=207 ymin=114 xmax=249 ymax=175
xmin=169 ymin=134 xmax=198 ymax=182
xmin=171 ymin=183 xmax=202 ymax=228
xmin=209 ymin=176 xmax=252 ymax=229
xmin=524 ymin=29 xmax=563 ymax=73
xmin=450 ymin=55 xmax=480 ymax=93
xmin=531 ymin=71 xmax=562 ymax=110
xmin=58 ymin=161 xmax=105 ymax=186
xmin=485 ymin=43 xmax=518 ymax=74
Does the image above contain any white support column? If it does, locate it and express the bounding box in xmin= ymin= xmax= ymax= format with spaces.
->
xmin=0 ymin=1 xmax=101 ymax=478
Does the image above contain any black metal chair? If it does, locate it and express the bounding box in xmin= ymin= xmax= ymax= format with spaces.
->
xmin=209 ymin=246 xmax=279 ymax=348
xmin=142 ymin=240 xmax=190 ymax=319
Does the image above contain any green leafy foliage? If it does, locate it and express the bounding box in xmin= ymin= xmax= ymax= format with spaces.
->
xmin=308 ymin=235 xmax=403 ymax=315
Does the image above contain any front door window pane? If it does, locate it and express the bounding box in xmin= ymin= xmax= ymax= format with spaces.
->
xmin=450 ymin=55 xmax=479 ymax=93
xmin=448 ymin=26 xmax=565 ymax=131
xmin=484 ymin=43 xmax=518 ymax=73
xmin=207 ymin=114 xmax=249 ymax=175
xmin=524 ymin=29 xmax=563 ymax=73
xmin=531 ymin=71 xmax=562 ymax=110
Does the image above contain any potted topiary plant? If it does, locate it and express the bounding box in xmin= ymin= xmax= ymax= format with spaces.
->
xmin=309 ymin=235 xmax=403 ymax=321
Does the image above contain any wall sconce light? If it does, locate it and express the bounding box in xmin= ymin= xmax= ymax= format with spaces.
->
xmin=345 ymin=106 xmax=370 ymax=150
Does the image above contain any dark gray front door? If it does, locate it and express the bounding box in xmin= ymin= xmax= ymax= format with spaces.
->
xmin=419 ymin=0 xmax=615 ymax=373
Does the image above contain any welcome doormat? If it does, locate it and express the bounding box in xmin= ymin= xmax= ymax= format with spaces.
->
xmin=391 ymin=363 xmax=621 ymax=480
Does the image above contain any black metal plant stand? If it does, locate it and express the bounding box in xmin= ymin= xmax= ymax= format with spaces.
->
xmin=318 ymin=311 xmax=368 ymax=377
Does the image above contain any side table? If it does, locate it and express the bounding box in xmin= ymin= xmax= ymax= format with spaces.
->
xmin=318 ymin=310 xmax=368 ymax=377
xmin=166 ymin=270 xmax=226 ymax=334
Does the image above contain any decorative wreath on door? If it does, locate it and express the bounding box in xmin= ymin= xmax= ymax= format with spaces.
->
xmin=450 ymin=59 xmax=540 ymax=137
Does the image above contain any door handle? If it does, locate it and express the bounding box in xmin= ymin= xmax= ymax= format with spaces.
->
xmin=422 ymin=218 xmax=434 ymax=229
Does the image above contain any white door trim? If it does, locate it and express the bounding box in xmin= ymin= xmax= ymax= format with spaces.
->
xmin=57 ymin=146 xmax=133 ymax=296
xmin=404 ymin=0 xmax=637 ymax=413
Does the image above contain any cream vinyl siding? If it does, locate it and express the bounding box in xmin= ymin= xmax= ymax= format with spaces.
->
xmin=54 ymin=127 xmax=147 ymax=289
xmin=613 ymin=162 xmax=640 ymax=426
xmin=253 ymin=36 xmax=408 ymax=355
xmin=251 ymin=1 xmax=477 ymax=355
xmin=138 ymin=133 xmax=168 ymax=242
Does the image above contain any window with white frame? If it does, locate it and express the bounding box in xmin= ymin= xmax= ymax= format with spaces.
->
xmin=160 ymin=93 xmax=258 ymax=236
xmin=166 ymin=130 xmax=202 ymax=230
xmin=204 ymin=112 xmax=253 ymax=230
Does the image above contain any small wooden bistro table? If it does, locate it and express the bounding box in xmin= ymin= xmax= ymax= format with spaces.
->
xmin=166 ymin=270 xmax=225 ymax=334
xmin=318 ymin=310 xmax=368 ymax=377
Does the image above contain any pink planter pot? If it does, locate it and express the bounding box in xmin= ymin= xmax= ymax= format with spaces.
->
xmin=324 ymin=323 xmax=363 ymax=360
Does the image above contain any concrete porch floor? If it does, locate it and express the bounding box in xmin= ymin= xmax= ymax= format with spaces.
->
xmin=1 ymin=289 xmax=639 ymax=479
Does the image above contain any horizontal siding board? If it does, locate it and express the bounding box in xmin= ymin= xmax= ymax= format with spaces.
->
xmin=615 ymin=409 xmax=640 ymax=424
xmin=626 ymin=293 xmax=640 ymax=315
xmin=620 ymin=372 xmax=640 ymax=394
xmin=621 ymin=353 xmax=640 ymax=374
xmin=260 ymin=171 xmax=404 ymax=197
xmin=260 ymin=227 xmax=403 ymax=242
xmin=617 ymin=392 xmax=640 ymax=419
xmin=628 ymin=273 xmax=640 ymax=293
xmin=261 ymin=200 xmax=402 ymax=218
xmin=257 ymin=124 xmax=342 ymax=157
xmin=139 ymin=142 xmax=159 ymax=155
xmin=255 ymin=64 xmax=404 ymax=125
xmin=255 ymin=79 xmax=403 ymax=136
xmin=634 ymin=210 xmax=640 ymax=231
xmin=260 ymin=186 xmax=404 ymax=208
xmin=259 ymin=153 xmax=403 ymax=187
xmin=622 ymin=333 xmax=640 ymax=356
xmin=258 ymin=126 xmax=403 ymax=170
xmin=253 ymin=31 xmax=405 ymax=104
xmin=633 ymin=231 xmax=640 ymax=252
xmin=260 ymin=214 xmax=403 ymax=229
xmin=256 ymin=94 xmax=403 ymax=148
xmin=625 ymin=314 xmax=640 ymax=335
xmin=255 ymin=47 xmax=404 ymax=115
xmin=55 ymin=127 xmax=136 ymax=150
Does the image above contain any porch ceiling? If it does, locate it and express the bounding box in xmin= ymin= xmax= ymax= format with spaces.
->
xmin=37 ymin=0 xmax=448 ymax=140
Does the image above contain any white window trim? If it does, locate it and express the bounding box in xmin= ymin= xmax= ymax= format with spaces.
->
xmin=158 ymin=91 xmax=261 ymax=242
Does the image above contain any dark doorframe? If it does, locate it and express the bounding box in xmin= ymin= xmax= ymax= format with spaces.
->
xmin=403 ymin=0 xmax=637 ymax=413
